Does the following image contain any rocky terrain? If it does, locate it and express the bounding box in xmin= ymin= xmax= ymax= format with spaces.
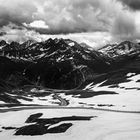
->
xmin=0 ymin=39 xmax=140 ymax=90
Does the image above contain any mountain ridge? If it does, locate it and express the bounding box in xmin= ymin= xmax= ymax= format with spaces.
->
xmin=0 ymin=38 xmax=140 ymax=90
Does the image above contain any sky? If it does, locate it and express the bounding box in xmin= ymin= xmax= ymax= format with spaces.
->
xmin=0 ymin=0 xmax=140 ymax=48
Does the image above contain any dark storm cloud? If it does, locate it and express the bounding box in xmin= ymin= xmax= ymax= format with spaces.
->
xmin=0 ymin=32 xmax=6 ymax=36
xmin=118 ymin=0 xmax=140 ymax=10
xmin=0 ymin=0 xmax=37 ymax=27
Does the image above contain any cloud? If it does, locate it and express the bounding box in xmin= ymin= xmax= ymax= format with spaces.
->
xmin=39 ymin=32 xmax=111 ymax=49
xmin=24 ymin=20 xmax=49 ymax=29
xmin=0 ymin=31 xmax=6 ymax=36
xmin=0 ymin=23 xmax=42 ymax=42
xmin=0 ymin=0 xmax=37 ymax=26
xmin=110 ymin=10 xmax=137 ymax=42
xmin=0 ymin=0 xmax=120 ymax=34
xmin=0 ymin=0 xmax=139 ymax=45
xmin=118 ymin=0 xmax=140 ymax=11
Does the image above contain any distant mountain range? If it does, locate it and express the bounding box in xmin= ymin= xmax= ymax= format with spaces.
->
xmin=0 ymin=38 xmax=140 ymax=90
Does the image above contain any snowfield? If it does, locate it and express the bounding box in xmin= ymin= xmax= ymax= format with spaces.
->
xmin=0 ymin=109 xmax=140 ymax=140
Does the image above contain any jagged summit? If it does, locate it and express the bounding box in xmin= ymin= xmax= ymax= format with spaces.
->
xmin=99 ymin=41 xmax=140 ymax=58
xmin=0 ymin=40 xmax=7 ymax=45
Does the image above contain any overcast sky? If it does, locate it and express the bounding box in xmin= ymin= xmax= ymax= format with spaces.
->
xmin=0 ymin=0 xmax=140 ymax=48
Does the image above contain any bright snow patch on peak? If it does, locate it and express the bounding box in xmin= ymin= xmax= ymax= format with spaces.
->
xmin=69 ymin=42 xmax=75 ymax=46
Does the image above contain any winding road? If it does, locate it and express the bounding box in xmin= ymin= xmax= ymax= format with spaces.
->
xmin=0 ymin=90 xmax=140 ymax=114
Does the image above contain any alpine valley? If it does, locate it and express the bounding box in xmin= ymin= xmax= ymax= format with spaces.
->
xmin=0 ymin=38 xmax=140 ymax=140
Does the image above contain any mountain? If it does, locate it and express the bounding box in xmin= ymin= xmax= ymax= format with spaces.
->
xmin=0 ymin=39 xmax=140 ymax=90
xmin=99 ymin=41 xmax=140 ymax=58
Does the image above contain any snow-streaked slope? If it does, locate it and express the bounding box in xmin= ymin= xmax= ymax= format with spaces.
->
xmin=0 ymin=73 xmax=140 ymax=112
xmin=81 ymin=73 xmax=140 ymax=111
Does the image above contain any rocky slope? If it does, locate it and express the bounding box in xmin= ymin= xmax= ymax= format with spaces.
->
xmin=0 ymin=39 xmax=140 ymax=90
